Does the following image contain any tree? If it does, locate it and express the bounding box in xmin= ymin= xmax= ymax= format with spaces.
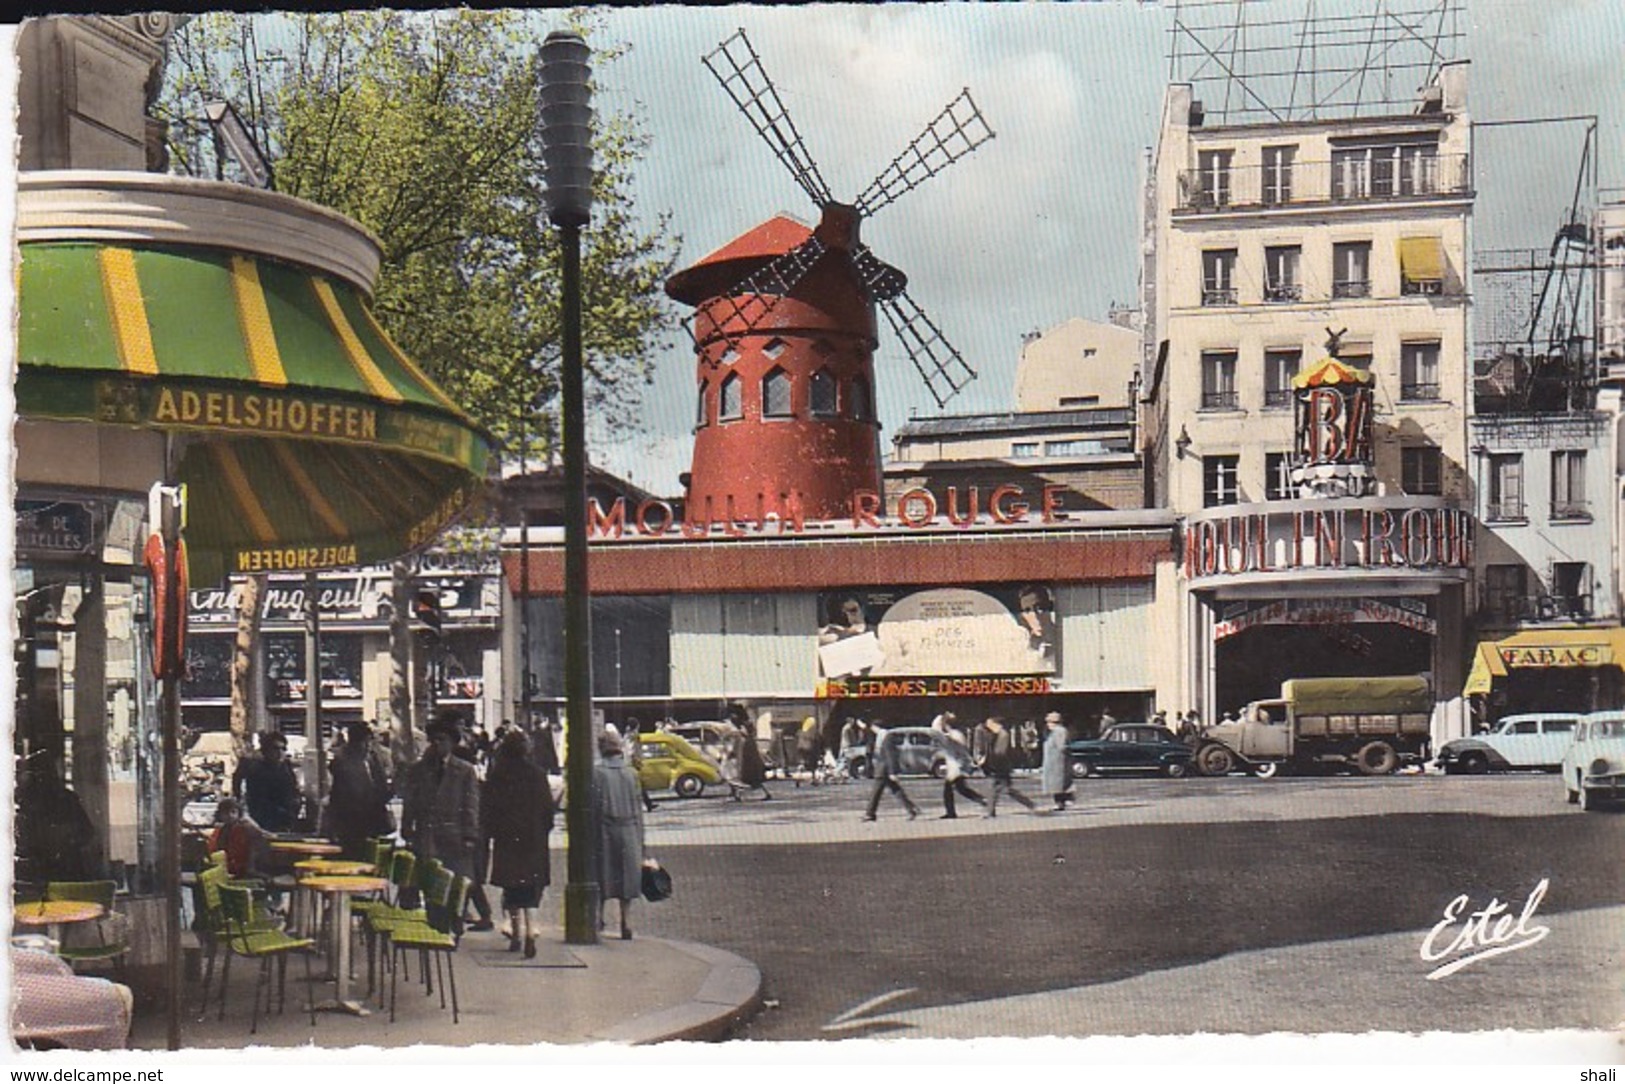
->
xmin=157 ymin=11 xmax=680 ymax=746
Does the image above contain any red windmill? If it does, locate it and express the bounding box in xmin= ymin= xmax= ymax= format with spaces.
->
xmin=666 ymin=29 xmax=994 ymax=527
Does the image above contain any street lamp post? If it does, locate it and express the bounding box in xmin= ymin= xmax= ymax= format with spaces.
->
xmin=541 ymin=30 xmax=599 ymax=945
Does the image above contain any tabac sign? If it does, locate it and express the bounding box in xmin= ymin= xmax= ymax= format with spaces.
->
xmin=1499 ymin=644 xmax=1612 ymax=668
xmin=1183 ymin=498 xmax=1473 ymax=582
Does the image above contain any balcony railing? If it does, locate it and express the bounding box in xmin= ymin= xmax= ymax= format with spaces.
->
xmin=1264 ymin=283 xmax=1303 ymax=303
xmin=1484 ymin=500 xmax=1525 ymax=521
xmin=1200 ymin=390 xmax=1239 ymax=410
xmin=1201 ymin=287 xmax=1237 ymax=306
xmin=1331 ymin=279 xmax=1372 ymax=299
xmin=1551 ymin=500 xmax=1591 ymax=521
xmin=1401 ymin=382 xmax=1441 ymax=401
xmin=1483 ymin=592 xmax=1594 ymax=624
xmin=1177 ymin=153 xmax=1471 ymax=213
xmin=1263 ymin=388 xmax=1292 ymax=408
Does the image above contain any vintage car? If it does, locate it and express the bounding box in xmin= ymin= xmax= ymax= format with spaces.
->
xmin=635 ymin=731 xmax=723 ymax=798
xmin=1436 ymin=712 xmax=1580 ymax=774
xmin=878 ymin=727 xmax=977 ymax=778
xmin=1561 ymin=710 xmax=1625 ymax=811
xmin=1068 ymin=723 xmax=1194 ymax=778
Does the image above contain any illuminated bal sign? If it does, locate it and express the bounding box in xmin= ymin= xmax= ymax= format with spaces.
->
xmin=1183 ymin=504 xmax=1474 ymax=579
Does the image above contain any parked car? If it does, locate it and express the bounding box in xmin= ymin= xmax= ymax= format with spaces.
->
xmin=1437 ymin=713 xmax=1580 ymax=774
xmin=879 ymin=727 xmax=976 ymax=779
xmin=1561 ymin=710 xmax=1625 ymax=811
xmin=636 ymin=732 xmax=723 ymax=798
xmin=1068 ymin=723 xmax=1194 ymax=778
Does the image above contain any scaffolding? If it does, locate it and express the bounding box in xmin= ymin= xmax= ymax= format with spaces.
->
xmin=1168 ymin=0 xmax=1464 ymax=125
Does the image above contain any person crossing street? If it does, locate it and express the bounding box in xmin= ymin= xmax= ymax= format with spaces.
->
xmin=862 ymin=725 xmax=920 ymax=822
xmin=980 ymin=716 xmax=1037 ymax=817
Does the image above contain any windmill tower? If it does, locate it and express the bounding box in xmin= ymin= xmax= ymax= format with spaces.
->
xmin=667 ymin=29 xmax=993 ymax=525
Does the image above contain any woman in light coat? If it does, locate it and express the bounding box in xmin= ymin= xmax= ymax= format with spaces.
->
xmin=1041 ymin=712 xmax=1074 ymax=811
xmin=593 ymin=731 xmax=646 ymax=939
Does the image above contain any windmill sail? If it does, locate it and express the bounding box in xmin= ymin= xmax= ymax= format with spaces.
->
xmin=856 ymin=89 xmax=995 ymax=219
xmin=703 ymin=29 xmax=833 ymax=207
xmin=879 ymin=290 xmax=978 ymax=408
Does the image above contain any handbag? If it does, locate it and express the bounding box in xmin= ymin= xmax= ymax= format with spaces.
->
xmin=640 ymin=858 xmax=673 ymax=902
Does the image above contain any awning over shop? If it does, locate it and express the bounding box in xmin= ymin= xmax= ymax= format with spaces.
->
xmin=17 ymin=241 xmax=491 ymax=584
xmin=1397 ymin=235 xmax=1445 ymax=285
xmin=1462 ymin=627 xmax=1625 ymax=697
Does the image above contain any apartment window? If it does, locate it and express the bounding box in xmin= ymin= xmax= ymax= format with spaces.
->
xmin=1487 ymin=453 xmax=1524 ymax=520
xmin=719 ymin=372 xmax=742 ymax=420
xmin=695 ymin=380 xmax=709 ymax=428
xmin=1044 ymin=439 xmax=1107 ymax=457
xmin=1262 ymin=145 xmax=1295 ymax=204
xmin=1203 ymin=455 xmax=1240 ymax=507
xmin=1551 ymin=450 xmax=1589 ymax=519
xmin=810 ymin=368 xmax=838 ymax=416
xmin=1012 ymin=441 xmax=1040 ymax=459
xmin=1339 ymin=343 xmax=1373 ymax=371
xmin=1399 ymin=236 xmax=1446 ymax=295
xmin=1198 ymin=149 xmax=1233 ymax=208
xmin=849 ymin=377 xmax=873 ymax=422
xmin=1264 ymin=246 xmax=1302 ymax=302
xmin=1264 ymin=348 xmax=1300 ymax=407
xmin=762 ymin=367 xmax=793 ymax=418
xmin=1265 ymin=452 xmax=1295 ymax=500
xmin=1400 ymin=341 xmax=1441 ymax=400
xmin=1202 ymin=249 xmax=1237 ymax=305
xmin=1550 ymin=562 xmax=1591 ymax=618
xmin=1332 ymin=242 xmax=1371 ymax=298
xmin=1401 ymin=446 xmax=1442 ymax=496
xmin=1484 ymin=564 xmax=1527 ymax=622
xmin=1397 ymin=143 xmax=1440 ymax=195
xmin=1200 ymin=350 xmax=1238 ymax=410
xmin=1332 ymin=143 xmax=1437 ymax=200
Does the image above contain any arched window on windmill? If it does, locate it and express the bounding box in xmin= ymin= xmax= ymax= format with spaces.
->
xmin=696 ymin=378 xmax=709 ymax=428
xmin=810 ymin=367 xmax=838 ymax=417
xmin=849 ymin=376 xmax=873 ymax=423
xmin=762 ymin=367 xmax=793 ymax=418
xmin=720 ymin=372 xmax=743 ymax=421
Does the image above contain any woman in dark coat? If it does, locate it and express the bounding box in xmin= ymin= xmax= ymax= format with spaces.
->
xmin=481 ymin=729 xmax=555 ymax=957
xmin=593 ymin=731 xmax=645 ymax=940
xmin=327 ymin=722 xmax=392 ymax=858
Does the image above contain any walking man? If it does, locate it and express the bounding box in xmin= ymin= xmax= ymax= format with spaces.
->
xmin=939 ymin=748 xmax=987 ymax=819
xmin=400 ymin=716 xmax=480 ymax=934
xmin=981 ymin=716 xmax=1037 ymax=817
xmin=862 ymin=726 xmax=920 ymax=821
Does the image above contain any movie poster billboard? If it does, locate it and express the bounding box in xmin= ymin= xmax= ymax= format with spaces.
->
xmin=815 ymin=585 xmax=1059 ymax=681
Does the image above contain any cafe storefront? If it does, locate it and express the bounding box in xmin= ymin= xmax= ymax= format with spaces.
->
xmin=1462 ymin=628 xmax=1625 ymax=721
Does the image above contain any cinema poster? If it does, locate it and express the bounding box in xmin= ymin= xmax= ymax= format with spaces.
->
xmin=815 ymin=585 xmax=1059 ymax=680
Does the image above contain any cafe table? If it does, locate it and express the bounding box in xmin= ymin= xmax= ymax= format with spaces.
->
xmin=270 ymin=841 xmax=343 ymax=934
xmin=299 ymin=874 xmax=388 ymax=1015
xmin=12 ymin=899 xmax=106 ymax=944
xmin=294 ymin=859 xmax=375 ymax=877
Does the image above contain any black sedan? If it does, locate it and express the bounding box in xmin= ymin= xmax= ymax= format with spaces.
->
xmin=1068 ymin=723 xmax=1194 ymax=779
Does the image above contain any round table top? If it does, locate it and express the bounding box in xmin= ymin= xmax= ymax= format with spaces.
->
xmin=295 ymin=859 xmax=374 ymax=876
xmin=300 ymin=875 xmax=388 ymax=894
xmin=13 ymin=900 xmax=105 ymax=926
xmin=270 ymin=840 xmax=342 ymax=855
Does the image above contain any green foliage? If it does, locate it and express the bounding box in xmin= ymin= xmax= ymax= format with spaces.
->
xmin=156 ymin=10 xmax=681 ymax=459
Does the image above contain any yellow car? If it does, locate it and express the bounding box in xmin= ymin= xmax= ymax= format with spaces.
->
xmin=635 ymin=732 xmax=722 ymax=798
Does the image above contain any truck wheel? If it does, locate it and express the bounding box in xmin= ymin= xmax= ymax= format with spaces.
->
xmin=1355 ymin=741 xmax=1399 ymax=776
xmin=1196 ymin=743 xmax=1235 ymax=777
xmin=1460 ymin=751 xmax=1490 ymax=775
xmin=674 ymin=774 xmax=705 ymax=799
xmin=1251 ymin=761 xmax=1280 ymax=780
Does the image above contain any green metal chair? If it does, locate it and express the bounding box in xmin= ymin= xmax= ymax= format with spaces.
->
xmin=388 ymin=872 xmax=468 ymax=1025
xmin=44 ymin=881 xmax=128 ymax=977
xmin=218 ymin=884 xmax=319 ymax=1035
xmin=194 ymin=864 xmax=283 ymax=1018
xmin=361 ymin=850 xmax=426 ymax=1000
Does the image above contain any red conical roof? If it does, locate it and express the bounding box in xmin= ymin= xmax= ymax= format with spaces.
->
xmin=666 ymin=215 xmax=812 ymax=304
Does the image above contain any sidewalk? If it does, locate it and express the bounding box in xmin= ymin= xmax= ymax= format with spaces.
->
xmin=127 ymin=923 xmax=762 ymax=1049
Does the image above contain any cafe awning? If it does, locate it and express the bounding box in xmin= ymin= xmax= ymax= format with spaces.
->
xmin=17 ymin=240 xmax=492 ymax=584
xmin=1462 ymin=627 xmax=1625 ymax=697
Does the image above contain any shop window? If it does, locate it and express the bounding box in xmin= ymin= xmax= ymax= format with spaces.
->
xmin=1487 ymin=453 xmax=1524 ymax=520
xmin=695 ymin=379 xmax=709 ymax=428
xmin=1264 ymin=348 xmax=1299 ymax=407
xmin=1264 ymin=245 xmax=1302 ymax=302
xmin=1197 ymin=148 xmax=1233 ymax=208
xmin=762 ymin=367 xmax=793 ymax=418
xmin=1265 ymin=452 xmax=1295 ymax=500
xmin=719 ymin=373 xmax=742 ymax=421
xmin=1202 ymin=249 xmax=1237 ymax=305
xmin=1401 ymin=341 xmax=1441 ymax=400
xmin=1262 ymin=145 xmax=1295 ymax=204
xmin=1401 ymin=446 xmax=1442 ymax=495
xmin=1551 ymin=450 xmax=1588 ymax=520
xmin=1203 ymin=455 xmax=1239 ymax=507
xmin=849 ymin=377 xmax=872 ymax=423
xmin=1332 ymin=241 xmax=1371 ymax=298
xmin=1201 ymin=350 xmax=1238 ymax=410
xmin=810 ymin=368 xmax=838 ymax=417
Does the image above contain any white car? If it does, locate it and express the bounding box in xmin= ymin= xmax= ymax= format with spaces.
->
xmin=1562 ymin=710 xmax=1625 ymax=811
xmin=1436 ymin=713 xmax=1579 ymax=774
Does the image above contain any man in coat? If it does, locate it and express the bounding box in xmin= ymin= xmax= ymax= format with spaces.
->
xmin=400 ymin=716 xmax=480 ymax=933
xmin=981 ymin=716 xmax=1038 ymax=817
xmin=233 ymin=730 xmax=300 ymax=833
xmin=862 ymin=724 xmax=921 ymax=822
xmin=1041 ymin=711 xmax=1075 ymax=811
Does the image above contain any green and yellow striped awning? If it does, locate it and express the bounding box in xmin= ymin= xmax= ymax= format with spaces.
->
xmin=17 ymin=241 xmax=494 ymax=585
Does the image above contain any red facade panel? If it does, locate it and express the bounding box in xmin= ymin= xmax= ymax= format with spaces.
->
xmin=503 ymin=532 xmax=1172 ymax=596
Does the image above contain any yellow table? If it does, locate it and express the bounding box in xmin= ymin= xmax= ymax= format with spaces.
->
xmin=12 ymin=899 xmax=106 ymax=946
xmin=270 ymin=840 xmax=343 ymax=857
xmin=301 ymin=875 xmax=389 ymax=1015
xmin=295 ymin=859 xmax=375 ymax=877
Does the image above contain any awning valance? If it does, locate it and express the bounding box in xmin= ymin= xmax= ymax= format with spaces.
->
xmin=17 ymin=241 xmax=492 ymax=584
xmin=1397 ymin=235 xmax=1446 ymax=284
xmin=1462 ymin=627 xmax=1625 ymax=697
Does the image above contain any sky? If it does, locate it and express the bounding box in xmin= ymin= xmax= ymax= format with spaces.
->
xmin=572 ymin=0 xmax=1625 ymax=496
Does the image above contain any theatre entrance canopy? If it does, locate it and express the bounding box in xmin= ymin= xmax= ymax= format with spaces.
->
xmin=15 ymin=172 xmax=492 ymax=585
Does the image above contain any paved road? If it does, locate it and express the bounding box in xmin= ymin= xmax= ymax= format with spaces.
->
xmin=625 ymin=771 xmax=1625 ymax=1041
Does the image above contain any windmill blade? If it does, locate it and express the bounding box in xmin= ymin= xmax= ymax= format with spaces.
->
xmin=703 ymin=29 xmax=834 ymax=208
xmin=851 ymin=243 xmax=907 ymax=303
xmin=686 ymin=235 xmax=829 ymax=354
xmin=878 ymin=290 xmax=978 ymax=408
xmin=855 ymin=89 xmax=995 ymax=219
